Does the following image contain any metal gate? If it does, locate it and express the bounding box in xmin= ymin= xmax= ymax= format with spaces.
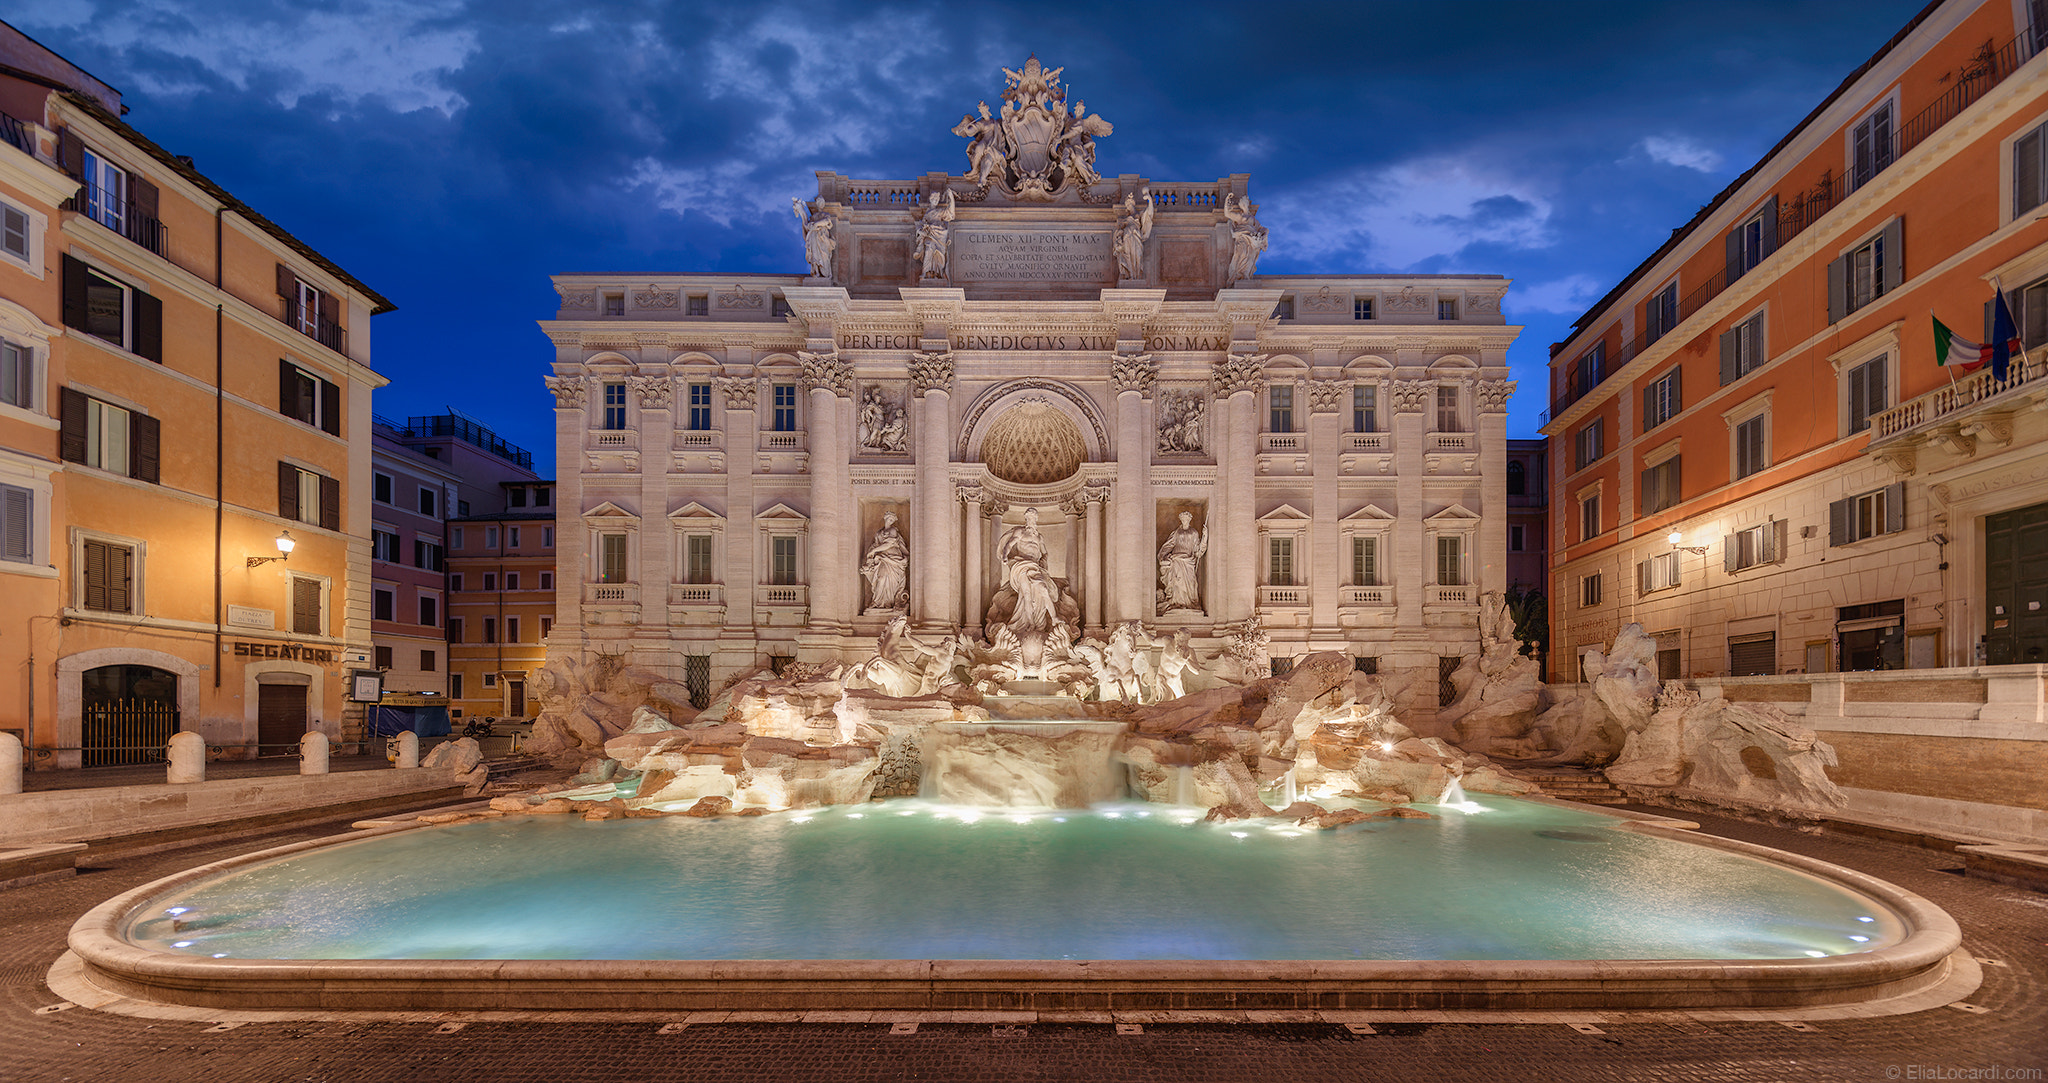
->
xmin=684 ymin=655 xmax=711 ymax=709
xmin=1728 ymin=632 xmax=1778 ymax=677
xmin=80 ymin=699 xmax=177 ymax=767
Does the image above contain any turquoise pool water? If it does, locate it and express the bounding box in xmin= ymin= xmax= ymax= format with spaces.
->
xmin=126 ymin=795 xmax=1904 ymax=962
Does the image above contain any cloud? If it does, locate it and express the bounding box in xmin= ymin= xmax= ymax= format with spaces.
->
xmin=1637 ymin=135 xmax=1723 ymax=172
xmin=1267 ymin=156 xmax=1555 ymax=270
xmin=1507 ymin=274 xmax=1605 ymax=315
xmin=10 ymin=0 xmax=477 ymax=114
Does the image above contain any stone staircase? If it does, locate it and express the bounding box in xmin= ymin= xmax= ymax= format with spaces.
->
xmin=1519 ymin=767 xmax=1631 ymax=806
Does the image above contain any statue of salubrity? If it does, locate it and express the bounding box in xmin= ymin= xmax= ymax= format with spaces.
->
xmin=1156 ymin=510 xmax=1207 ymax=614
xmin=860 ymin=511 xmax=909 ymax=612
xmin=792 ymin=197 xmax=843 ymax=279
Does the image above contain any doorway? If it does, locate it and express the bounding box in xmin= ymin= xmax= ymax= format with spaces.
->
xmin=80 ymin=664 xmax=178 ymax=767
xmin=256 ymin=683 xmax=309 ymax=755
xmin=507 ymin=679 xmax=526 ymax=717
xmin=1985 ymin=501 xmax=2048 ymax=664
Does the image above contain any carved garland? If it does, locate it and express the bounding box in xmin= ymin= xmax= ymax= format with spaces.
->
xmin=633 ymin=287 xmax=680 ymax=309
xmin=1384 ymin=287 xmax=1435 ymax=315
xmin=717 ymin=284 xmax=766 ymax=310
xmin=1211 ymin=352 xmax=1267 ymax=397
xmin=1389 ymin=379 xmax=1434 ymax=413
xmin=542 ymin=375 xmax=587 ymax=409
xmin=1110 ymin=352 xmax=1157 ymax=395
xmin=910 ymin=350 xmax=956 ymax=396
xmin=555 ymin=286 xmax=597 ymax=309
xmin=1475 ymin=379 xmax=1515 ymax=414
xmin=800 ymin=350 xmax=853 ymax=397
xmin=717 ymin=375 xmax=758 ymax=410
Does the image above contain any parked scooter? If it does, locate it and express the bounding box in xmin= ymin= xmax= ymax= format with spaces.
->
xmin=463 ymin=716 xmax=496 ymax=740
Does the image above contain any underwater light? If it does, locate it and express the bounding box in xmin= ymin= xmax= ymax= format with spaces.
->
xmin=1231 ymin=831 xmax=1249 ymax=838
xmin=172 ymin=941 xmax=193 ymax=949
xmin=1857 ymin=916 xmax=1875 ymax=922
xmin=165 ymin=907 xmax=189 ymax=916
xmin=1804 ymin=950 xmax=1827 ymax=957
xmin=846 ymin=813 xmax=864 ymax=819
xmin=1379 ymin=741 xmax=1394 ymax=752
xmin=1847 ymin=935 xmax=1869 ymax=942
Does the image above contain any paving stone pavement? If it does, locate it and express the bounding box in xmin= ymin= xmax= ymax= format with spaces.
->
xmin=1 ymin=805 xmax=2043 ymax=1082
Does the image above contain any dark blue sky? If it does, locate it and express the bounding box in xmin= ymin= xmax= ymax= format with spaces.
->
xmin=15 ymin=0 xmax=1930 ymax=474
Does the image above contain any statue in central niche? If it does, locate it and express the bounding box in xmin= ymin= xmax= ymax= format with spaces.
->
xmin=984 ymin=506 xmax=1081 ymax=676
xmin=1157 ymin=510 xmax=1208 ymax=614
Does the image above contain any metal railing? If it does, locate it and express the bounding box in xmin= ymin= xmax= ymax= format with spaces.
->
xmin=403 ymin=414 xmax=535 ymax=468
xmin=1550 ymin=24 xmax=2045 ymax=420
xmin=282 ymin=295 xmax=346 ymax=354
xmin=80 ymin=700 xmax=177 ymax=767
xmin=68 ymin=185 xmax=169 ymax=259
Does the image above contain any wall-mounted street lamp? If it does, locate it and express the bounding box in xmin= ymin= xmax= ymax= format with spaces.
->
xmin=1667 ymin=530 xmax=1709 ymax=556
xmin=247 ymin=530 xmax=297 ymax=568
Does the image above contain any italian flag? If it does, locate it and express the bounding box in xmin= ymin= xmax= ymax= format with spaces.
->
xmin=1933 ymin=317 xmax=1988 ymax=372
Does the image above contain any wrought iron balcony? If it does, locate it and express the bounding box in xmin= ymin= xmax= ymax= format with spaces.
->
xmin=282 ymin=295 xmax=346 ymax=353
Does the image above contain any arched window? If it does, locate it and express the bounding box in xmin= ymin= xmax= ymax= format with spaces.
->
xmin=1507 ymin=460 xmax=1526 ymax=496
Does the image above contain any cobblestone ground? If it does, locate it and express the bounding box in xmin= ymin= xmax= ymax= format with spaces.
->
xmin=2 ymin=807 xmax=2043 ymax=1083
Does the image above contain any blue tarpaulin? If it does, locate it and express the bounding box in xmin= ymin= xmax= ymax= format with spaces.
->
xmin=368 ymin=705 xmax=452 ymax=738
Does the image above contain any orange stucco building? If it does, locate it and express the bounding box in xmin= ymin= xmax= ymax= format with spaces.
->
xmin=0 ymin=23 xmax=392 ymax=767
xmin=1545 ymin=0 xmax=2048 ymax=681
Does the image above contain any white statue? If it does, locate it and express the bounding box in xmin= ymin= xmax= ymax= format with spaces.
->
xmin=860 ymin=512 xmax=909 ymax=612
xmin=1103 ymin=623 xmax=1144 ymax=702
xmin=857 ymin=387 xmax=908 ymax=453
xmin=913 ymin=189 xmax=955 ymax=280
xmin=1157 ymin=510 xmax=1208 ymax=614
xmin=986 ymin=507 xmax=1076 ymax=676
xmin=1222 ymin=192 xmax=1268 ymax=284
xmin=1058 ymin=100 xmax=1113 ymax=188
xmin=1155 ymin=629 xmax=1196 ymax=700
xmin=952 ymin=101 xmax=1007 ymax=188
xmin=1115 ymin=188 xmax=1154 ymax=280
xmin=792 ymin=197 xmax=842 ymax=279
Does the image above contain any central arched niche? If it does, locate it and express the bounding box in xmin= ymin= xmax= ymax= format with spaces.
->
xmin=979 ymin=401 xmax=1087 ymax=484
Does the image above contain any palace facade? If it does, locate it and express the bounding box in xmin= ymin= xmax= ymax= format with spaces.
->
xmin=543 ymin=61 xmax=1518 ymax=722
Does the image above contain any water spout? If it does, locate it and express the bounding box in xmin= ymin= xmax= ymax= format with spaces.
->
xmin=1172 ymin=765 xmax=1194 ymax=807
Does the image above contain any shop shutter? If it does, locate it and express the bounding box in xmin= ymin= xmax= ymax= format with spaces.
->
xmin=319 ymin=473 xmax=340 ymax=532
xmin=130 ymin=412 xmax=159 ymax=483
xmin=278 ymin=461 xmax=299 ymax=521
xmin=59 ymin=387 xmax=87 ymax=464
xmin=1728 ymin=633 xmax=1777 ymax=677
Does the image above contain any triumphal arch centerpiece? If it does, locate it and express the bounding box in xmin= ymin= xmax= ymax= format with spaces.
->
xmin=542 ymin=56 xmax=1520 ymax=724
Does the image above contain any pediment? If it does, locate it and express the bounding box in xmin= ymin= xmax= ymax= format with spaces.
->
xmin=1425 ymin=503 xmax=1481 ymax=522
xmin=756 ymin=501 xmax=809 ymax=522
xmin=669 ymin=500 xmax=725 ymax=521
xmin=1257 ymin=503 xmax=1312 ymax=522
xmin=1340 ymin=503 xmax=1395 ymax=522
xmin=582 ymin=501 xmax=639 ymax=521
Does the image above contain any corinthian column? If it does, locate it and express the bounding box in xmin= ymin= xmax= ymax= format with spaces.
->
xmin=912 ymin=350 xmax=957 ymax=629
xmin=1214 ymin=352 xmax=1265 ymax=622
xmin=959 ymin=485 xmax=987 ymax=634
xmin=1084 ymin=482 xmax=1109 ymax=632
xmin=1111 ymin=352 xmax=1155 ymax=624
xmin=802 ymin=350 xmax=853 ymax=632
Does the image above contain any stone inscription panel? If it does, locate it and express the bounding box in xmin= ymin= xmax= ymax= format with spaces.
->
xmin=953 ymin=231 xmax=1114 ymax=284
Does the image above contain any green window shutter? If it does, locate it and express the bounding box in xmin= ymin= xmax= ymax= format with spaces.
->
xmin=278 ymin=461 xmax=299 ymax=521
xmin=130 ymin=412 xmax=159 ymax=484
xmin=1827 ymin=256 xmax=1847 ymax=324
xmin=1719 ymin=328 xmax=1738 ymax=385
xmin=131 ymin=289 xmax=162 ymax=363
xmin=1879 ymin=218 xmax=1904 ymax=297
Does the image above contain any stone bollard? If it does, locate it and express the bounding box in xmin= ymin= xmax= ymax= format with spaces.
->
xmin=395 ymin=730 xmax=419 ymax=769
xmin=166 ymin=731 xmax=206 ymax=784
xmin=300 ymin=731 xmax=330 ymax=775
xmin=0 ymin=731 xmax=21 ymax=795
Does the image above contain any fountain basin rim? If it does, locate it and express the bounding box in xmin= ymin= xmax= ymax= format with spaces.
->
xmin=63 ymin=809 xmax=1972 ymax=1015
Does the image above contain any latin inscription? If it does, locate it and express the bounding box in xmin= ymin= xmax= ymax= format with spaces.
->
xmin=953 ymin=231 xmax=1114 ymax=283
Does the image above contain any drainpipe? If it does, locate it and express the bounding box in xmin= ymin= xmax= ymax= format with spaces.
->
xmin=212 ymin=207 xmax=226 ymax=688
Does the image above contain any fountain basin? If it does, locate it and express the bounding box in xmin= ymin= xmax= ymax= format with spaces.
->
xmin=64 ymin=797 xmax=1971 ymax=1016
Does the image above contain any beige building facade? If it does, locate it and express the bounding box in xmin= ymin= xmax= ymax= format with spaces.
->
xmin=543 ymin=62 xmax=1519 ymax=723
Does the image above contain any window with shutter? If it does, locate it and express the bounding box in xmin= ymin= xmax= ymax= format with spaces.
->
xmin=1719 ymin=313 xmax=1765 ymax=384
xmin=291 ymin=575 xmax=322 ymax=635
xmin=1645 ymin=283 xmax=1678 ymax=343
xmin=1580 ymin=573 xmax=1602 ymax=608
xmin=82 ymin=538 xmax=133 ymax=613
xmin=1644 ymin=367 xmax=1682 ymax=430
xmin=1642 ymin=457 xmax=1680 ymax=514
xmin=2016 ymin=120 xmax=2047 ymax=219
xmin=1850 ymin=100 xmax=1895 ymax=192
xmin=373 ymin=587 xmax=393 ymax=621
xmin=0 ymin=483 xmax=30 ymax=563
xmin=0 ymin=340 xmax=31 ymax=409
xmin=1847 ymin=356 xmax=1887 ymax=433
xmin=1735 ymin=415 xmax=1768 ymax=478
xmin=419 ymin=594 xmax=438 ymax=627
xmin=0 ymin=202 xmax=28 ymax=262
xmin=1580 ymin=494 xmax=1600 ymax=541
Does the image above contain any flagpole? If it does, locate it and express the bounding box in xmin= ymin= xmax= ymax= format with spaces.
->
xmin=1992 ymin=276 xmax=2035 ymax=385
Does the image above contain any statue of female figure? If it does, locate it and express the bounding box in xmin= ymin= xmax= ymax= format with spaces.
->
xmin=792 ymin=197 xmax=840 ymax=279
xmin=1157 ymin=510 xmax=1208 ymax=614
xmin=1114 ymin=189 xmax=1154 ymax=280
xmin=860 ymin=511 xmax=909 ymax=612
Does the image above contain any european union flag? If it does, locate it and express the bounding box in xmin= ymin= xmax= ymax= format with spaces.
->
xmin=1992 ymin=288 xmax=2020 ymax=382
